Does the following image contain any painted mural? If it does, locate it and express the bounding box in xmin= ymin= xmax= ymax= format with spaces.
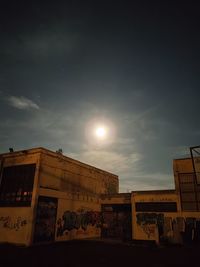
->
xmin=136 ymin=213 xmax=200 ymax=244
xmin=56 ymin=210 xmax=101 ymax=237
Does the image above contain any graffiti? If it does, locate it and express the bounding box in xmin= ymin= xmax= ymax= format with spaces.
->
xmin=136 ymin=213 xmax=200 ymax=244
xmin=142 ymin=224 xmax=156 ymax=238
xmin=136 ymin=213 xmax=163 ymax=240
xmin=163 ymin=217 xmax=172 ymax=237
xmin=136 ymin=213 xmax=164 ymax=226
xmin=0 ymin=216 xmax=27 ymax=231
xmin=56 ymin=210 xmax=102 ymax=237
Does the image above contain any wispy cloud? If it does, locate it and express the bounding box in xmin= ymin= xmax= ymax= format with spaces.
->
xmin=0 ymin=102 xmax=179 ymax=193
xmin=119 ymin=173 xmax=175 ymax=192
xmin=67 ymin=149 xmax=141 ymax=174
xmin=66 ymin=148 xmax=175 ymax=192
xmin=7 ymin=96 xmax=39 ymax=110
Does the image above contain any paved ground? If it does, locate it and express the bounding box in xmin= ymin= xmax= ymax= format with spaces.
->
xmin=0 ymin=239 xmax=200 ymax=267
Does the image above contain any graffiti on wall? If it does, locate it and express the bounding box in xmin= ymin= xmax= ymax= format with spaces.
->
xmin=136 ymin=213 xmax=200 ymax=244
xmin=137 ymin=213 xmax=164 ymax=226
xmin=56 ymin=210 xmax=101 ymax=237
xmin=136 ymin=213 xmax=164 ymax=240
xmin=0 ymin=216 xmax=27 ymax=231
xmin=142 ymin=224 xmax=156 ymax=239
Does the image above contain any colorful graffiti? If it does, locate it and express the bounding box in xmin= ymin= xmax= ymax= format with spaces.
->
xmin=0 ymin=216 xmax=27 ymax=231
xmin=56 ymin=210 xmax=102 ymax=237
xmin=136 ymin=213 xmax=200 ymax=244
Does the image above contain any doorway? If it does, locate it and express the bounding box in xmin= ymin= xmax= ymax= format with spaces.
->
xmin=101 ymin=204 xmax=132 ymax=241
xmin=33 ymin=196 xmax=58 ymax=243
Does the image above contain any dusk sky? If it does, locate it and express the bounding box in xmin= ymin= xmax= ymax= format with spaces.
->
xmin=0 ymin=1 xmax=199 ymax=192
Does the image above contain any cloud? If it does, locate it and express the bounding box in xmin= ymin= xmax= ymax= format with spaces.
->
xmin=66 ymin=148 xmax=144 ymax=191
xmin=67 ymin=150 xmax=141 ymax=174
xmin=66 ymin=148 xmax=175 ymax=193
xmin=119 ymin=173 xmax=175 ymax=193
xmin=0 ymin=102 xmax=178 ymax=193
xmin=7 ymin=96 xmax=39 ymax=110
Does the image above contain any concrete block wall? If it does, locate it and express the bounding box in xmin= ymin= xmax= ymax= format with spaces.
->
xmin=0 ymin=150 xmax=41 ymax=245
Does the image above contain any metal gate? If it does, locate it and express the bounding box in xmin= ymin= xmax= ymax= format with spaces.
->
xmin=33 ymin=196 xmax=58 ymax=243
xmin=101 ymin=204 xmax=132 ymax=241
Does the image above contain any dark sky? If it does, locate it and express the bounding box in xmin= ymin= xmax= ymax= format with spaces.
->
xmin=0 ymin=1 xmax=200 ymax=192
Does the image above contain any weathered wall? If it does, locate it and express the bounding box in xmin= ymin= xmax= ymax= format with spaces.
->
xmin=173 ymin=158 xmax=193 ymax=192
xmin=134 ymin=212 xmax=200 ymax=245
xmin=38 ymin=188 xmax=101 ymax=242
xmin=173 ymin=158 xmax=200 ymax=211
xmin=39 ymin=151 xmax=119 ymax=195
xmin=0 ymin=207 xmax=32 ymax=245
xmin=173 ymin=158 xmax=200 ymax=243
xmin=132 ymin=192 xmax=181 ymax=244
xmin=0 ymin=150 xmax=41 ymax=245
xmin=0 ymin=148 xmax=118 ymax=245
xmin=101 ymin=193 xmax=131 ymax=205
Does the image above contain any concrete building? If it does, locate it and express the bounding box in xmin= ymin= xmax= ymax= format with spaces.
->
xmin=0 ymin=148 xmax=118 ymax=245
xmin=102 ymin=157 xmax=200 ymax=245
xmin=0 ymin=147 xmax=200 ymax=246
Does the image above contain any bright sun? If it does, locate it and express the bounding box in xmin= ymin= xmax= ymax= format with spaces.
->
xmin=95 ymin=127 xmax=106 ymax=138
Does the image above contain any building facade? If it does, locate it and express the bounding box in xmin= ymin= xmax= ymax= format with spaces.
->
xmin=0 ymin=147 xmax=200 ymax=246
xmin=0 ymin=148 xmax=118 ymax=245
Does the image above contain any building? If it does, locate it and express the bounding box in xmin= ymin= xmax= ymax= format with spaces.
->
xmin=0 ymin=146 xmax=200 ymax=246
xmin=0 ymin=147 xmax=118 ymax=245
xmin=101 ymin=157 xmax=200 ymax=245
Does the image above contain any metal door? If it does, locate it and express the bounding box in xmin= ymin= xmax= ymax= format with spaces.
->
xmin=33 ymin=196 xmax=58 ymax=243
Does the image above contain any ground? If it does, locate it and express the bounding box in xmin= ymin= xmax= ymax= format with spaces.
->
xmin=0 ymin=239 xmax=199 ymax=267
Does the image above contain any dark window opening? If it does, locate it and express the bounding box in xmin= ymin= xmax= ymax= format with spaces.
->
xmin=135 ymin=202 xmax=177 ymax=212
xmin=102 ymin=204 xmax=132 ymax=212
xmin=0 ymin=164 xmax=36 ymax=207
xmin=179 ymin=173 xmax=200 ymax=211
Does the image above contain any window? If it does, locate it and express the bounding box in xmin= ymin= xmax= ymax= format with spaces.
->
xmin=0 ymin=164 xmax=36 ymax=207
xmin=179 ymin=173 xmax=199 ymax=211
xmin=135 ymin=202 xmax=177 ymax=212
xmin=102 ymin=204 xmax=131 ymax=212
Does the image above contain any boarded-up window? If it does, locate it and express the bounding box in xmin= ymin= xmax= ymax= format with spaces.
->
xmin=179 ymin=173 xmax=200 ymax=211
xmin=0 ymin=164 xmax=36 ymax=207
